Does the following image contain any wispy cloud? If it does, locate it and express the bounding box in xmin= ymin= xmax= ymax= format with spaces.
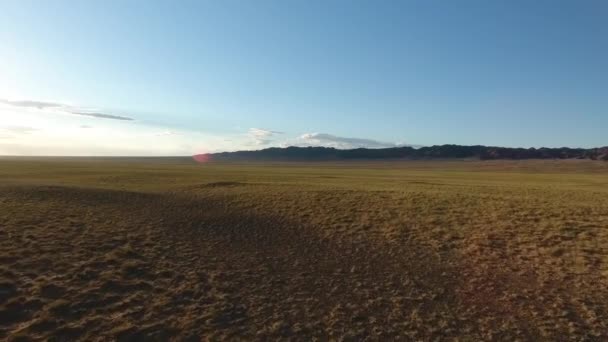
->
xmin=70 ymin=111 xmax=133 ymax=121
xmin=0 ymin=100 xmax=63 ymax=109
xmin=0 ymin=126 xmax=38 ymax=139
xmin=249 ymin=128 xmax=284 ymax=137
xmin=0 ymin=98 xmax=134 ymax=121
xmin=155 ymin=130 xmax=181 ymax=136
xmin=1 ymin=126 xmax=38 ymax=135
xmin=296 ymin=133 xmax=402 ymax=149
xmin=248 ymin=127 xmax=283 ymax=145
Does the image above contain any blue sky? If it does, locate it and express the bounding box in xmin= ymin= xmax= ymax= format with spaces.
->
xmin=1 ymin=0 xmax=606 ymax=155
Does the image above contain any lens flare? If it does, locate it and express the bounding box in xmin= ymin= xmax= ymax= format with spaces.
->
xmin=192 ymin=154 xmax=211 ymax=163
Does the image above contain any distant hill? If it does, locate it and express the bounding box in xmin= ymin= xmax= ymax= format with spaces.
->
xmin=207 ymin=145 xmax=608 ymax=161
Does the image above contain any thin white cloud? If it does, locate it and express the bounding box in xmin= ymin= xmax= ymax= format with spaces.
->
xmin=70 ymin=111 xmax=132 ymax=121
xmin=155 ymin=130 xmax=181 ymax=136
xmin=0 ymin=100 xmax=62 ymax=109
xmin=249 ymin=128 xmax=283 ymax=137
xmin=0 ymin=98 xmax=134 ymax=121
xmin=248 ymin=127 xmax=283 ymax=145
xmin=296 ymin=133 xmax=402 ymax=149
xmin=1 ymin=126 xmax=38 ymax=135
xmin=0 ymin=126 xmax=38 ymax=141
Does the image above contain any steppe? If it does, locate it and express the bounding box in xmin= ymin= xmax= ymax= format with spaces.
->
xmin=1 ymin=158 xmax=608 ymax=340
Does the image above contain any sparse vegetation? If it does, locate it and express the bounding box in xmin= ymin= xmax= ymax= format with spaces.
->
xmin=1 ymin=158 xmax=608 ymax=340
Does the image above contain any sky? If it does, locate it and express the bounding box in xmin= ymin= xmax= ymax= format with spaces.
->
xmin=0 ymin=0 xmax=606 ymax=156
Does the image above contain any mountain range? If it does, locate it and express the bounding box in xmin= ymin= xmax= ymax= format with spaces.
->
xmin=206 ymin=145 xmax=608 ymax=162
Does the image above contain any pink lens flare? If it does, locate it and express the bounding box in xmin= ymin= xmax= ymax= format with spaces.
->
xmin=192 ymin=154 xmax=211 ymax=163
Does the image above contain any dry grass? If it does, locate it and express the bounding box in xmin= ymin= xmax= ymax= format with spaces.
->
xmin=1 ymin=158 xmax=607 ymax=340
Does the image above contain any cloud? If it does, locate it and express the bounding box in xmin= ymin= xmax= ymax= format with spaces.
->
xmin=297 ymin=133 xmax=402 ymax=149
xmin=249 ymin=128 xmax=283 ymax=137
xmin=70 ymin=111 xmax=133 ymax=121
xmin=80 ymin=125 xmax=93 ymax=129
xmin=155 ymin=130 xmax=181 ymax=136
xmin=248 ymin=127 xmax=283 ymax=145
xmin=0 ymin=126 xmax=38 ymax=140
xmin=0 ymin=98 xmax=134 ymax=121
xmin=1 ymin=126 xmax=38 ymax=134
xmin=0 ymin=99 xmax=64 ymax=110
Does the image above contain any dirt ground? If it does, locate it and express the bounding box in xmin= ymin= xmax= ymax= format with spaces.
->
xmin=1 ymin=159 xmax=607 ymax=340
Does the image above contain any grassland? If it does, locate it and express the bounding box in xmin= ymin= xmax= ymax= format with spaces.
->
xmin=1 ymin=158 xmax=608 ymax=340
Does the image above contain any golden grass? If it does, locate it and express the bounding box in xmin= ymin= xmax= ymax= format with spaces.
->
xmin=0 ymin=158 xmax=607 ymax=340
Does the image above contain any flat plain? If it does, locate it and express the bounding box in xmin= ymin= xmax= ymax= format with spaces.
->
xmin=1 ymin=158 xmax=608 ymax=340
